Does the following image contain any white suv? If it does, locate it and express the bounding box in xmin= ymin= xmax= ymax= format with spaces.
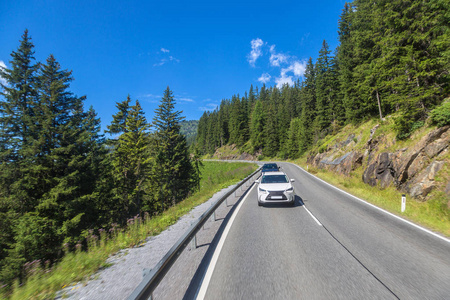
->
xmin=255 ymin=171 xmax=295 ymax=206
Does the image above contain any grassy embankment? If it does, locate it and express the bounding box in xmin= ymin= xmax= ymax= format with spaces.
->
xmin=206 ymin=117 xmax=450 ymax=237
xmin=4 ymin=161 xmax=257 ymax=300
xmin=292 ymin=156 xmax=450 ymax=237
xmin=290 ymin=118 xmax=450 ymax=237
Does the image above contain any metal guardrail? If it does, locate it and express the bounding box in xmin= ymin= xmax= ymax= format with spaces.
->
xmin=127 ymin=166 xmax=261 ymax=300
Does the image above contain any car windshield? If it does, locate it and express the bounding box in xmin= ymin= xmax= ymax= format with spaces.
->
xmin=262 ymin=164 xmax=277 ymax=170
xmin=261 ymin=174 xmax=288 ymax=184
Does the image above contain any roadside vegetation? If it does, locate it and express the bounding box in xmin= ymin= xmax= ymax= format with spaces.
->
xmin=2 ymin=161 xmax=257 ymax=300
xmin=193 ymin=0 xmax=449 ymax=238
xmin=292 ymin=156 xmax=450 ymax=237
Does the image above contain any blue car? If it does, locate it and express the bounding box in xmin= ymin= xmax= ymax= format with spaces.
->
xmin=261 ymin=163 xmax=280 ymax=174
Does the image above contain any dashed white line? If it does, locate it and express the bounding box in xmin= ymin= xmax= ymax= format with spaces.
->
xmin=291 ymin=162 xmax=450 ymax=244
xmin=303 ymin=205 xmax=323 ymax=226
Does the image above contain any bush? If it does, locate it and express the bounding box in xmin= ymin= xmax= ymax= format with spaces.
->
xmin=318 ymin=144 xmax=327 ymax=153
xmin=430 ymin=101 xmax=450 ymax=127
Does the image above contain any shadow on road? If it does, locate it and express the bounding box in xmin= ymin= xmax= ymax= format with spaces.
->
xmin=260 ymin=195 xmax=305 ymax=208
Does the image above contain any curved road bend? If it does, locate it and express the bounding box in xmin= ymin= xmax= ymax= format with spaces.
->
xmin=199 ymin=162 xmax=450 ymax=300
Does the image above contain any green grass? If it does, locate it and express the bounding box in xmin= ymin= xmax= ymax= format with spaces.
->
xmin=3 ymin=161 xmax=257 ymax=300
xmin=293 ymin=156 xmax=450 ymax=237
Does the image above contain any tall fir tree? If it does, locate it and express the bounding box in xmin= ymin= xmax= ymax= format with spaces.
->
xmin=107 ymin=98 xmax=151 ymax=218
xmin=314 ymin=40 xmax=333 ymax=133
xmin=0 ymin=30 xmax=40 ymax=284
xmin=151 ymin=87 xmax=194 ymax=209
xmin=263 ymin=101 xmax=279 ymax=157
xmin=298 ymin=58 xmax=316 ymax=154
xmin=249 ymin=99 xmax=265 ymax=152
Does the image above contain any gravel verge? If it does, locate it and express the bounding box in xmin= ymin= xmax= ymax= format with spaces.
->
xmin=57 ymin=164 xmax=260 ymax=300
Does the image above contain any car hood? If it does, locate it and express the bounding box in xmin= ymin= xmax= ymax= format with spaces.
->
xmin=259 ymin=183 xmax=291 ymax=191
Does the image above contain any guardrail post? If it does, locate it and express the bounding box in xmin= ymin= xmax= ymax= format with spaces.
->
xmin=191 ymin=234 xmax=197 ymax=250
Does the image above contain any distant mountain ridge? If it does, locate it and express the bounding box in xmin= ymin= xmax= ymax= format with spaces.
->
xmin=180 ymin=120 xmax=199 ymax=146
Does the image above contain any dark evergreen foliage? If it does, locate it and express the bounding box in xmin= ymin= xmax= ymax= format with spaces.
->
xmin=1 ymin=0 xmax=449 ymax=290
xmin=0 ymin=33 xmax=198 ymax=290
xmin=195 ymin=0 xmax=448 ymax=155
xmin=151 ymin=87 xmax=195 ymax=209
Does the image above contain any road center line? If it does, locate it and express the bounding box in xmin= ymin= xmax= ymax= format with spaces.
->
xmin=195 ymin=183 xmax=256 ymax=300
xmin=303 ymin=205 xmax=322 ymax=226
xmin=292 ymin=163 xmax=450 ymax=243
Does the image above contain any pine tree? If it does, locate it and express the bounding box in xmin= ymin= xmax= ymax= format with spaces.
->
xmin=218 ymin=100 xmax=230 ymax=146
xmin=329 ymin=54 xmax=345 ymax=129
xmin=298 ymin=58 xmax=316 ymax=154
xmin=0 ymin=30 xmax=40 ymax=284
xmin=263 ymin=101 xmax=279 ymax=157
xmin=107 ymin=97 xmax=151 ymax=218
xmin=1 ymin=52 xmax=105 ymax=285
xmin=314 ymin=40 xmax=333 ymax=133
xmin=249 ymin=99 xmax=265 ymax=151
xmin=286 ymin=118 xmax=302 ymax=158
xmin=35 ymin=55 xmax=103 ymax=243
xmin=105 ymin=95 xmax=131 ymax=137
xmin=337 ymin=2 xmax=357 ymax=123
xmin=151 ymin=87 xmax=194 ymax=209
xmin=0 ymin=30 xmax=39 ymax=213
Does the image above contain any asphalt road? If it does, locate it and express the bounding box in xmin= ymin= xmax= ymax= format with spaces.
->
xmin=200 ymin=162 xmax=450 ymax=300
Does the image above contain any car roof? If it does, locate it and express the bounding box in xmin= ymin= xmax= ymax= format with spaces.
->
xmin=262 ymin=171 xmax=286 ymax=176
xmin=262 ymin=163 xmax=278 ymax=167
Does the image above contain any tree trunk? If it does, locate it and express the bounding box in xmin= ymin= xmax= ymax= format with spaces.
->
xmin=376 ymin=89 xmax=383 ymax=120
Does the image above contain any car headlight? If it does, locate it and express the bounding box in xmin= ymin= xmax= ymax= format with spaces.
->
xmin=259 ymin=187 xmax=267 ymax=193
xmin=285 ymin=187 xmax=294 ymax=192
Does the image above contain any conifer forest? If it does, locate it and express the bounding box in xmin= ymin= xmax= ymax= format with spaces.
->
xmin=0 ymin=0 xmax=449 ymax=291
xmin=196 ymin=0 xmax=449 ymax=156
xmin=0 ymin=31 xmax=200 ymax=287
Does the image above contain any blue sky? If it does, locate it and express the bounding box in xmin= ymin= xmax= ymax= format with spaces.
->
xmin=1 ymin=0 xmax=347 ymax=130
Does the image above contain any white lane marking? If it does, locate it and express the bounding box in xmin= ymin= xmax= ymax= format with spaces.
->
xmin=195 ymin=184 xmax=256 ymax=300
xmin=291 ymin=163 xmax=450 ymax=244
xmin=303 ymin=205 xmax=322 ymax=226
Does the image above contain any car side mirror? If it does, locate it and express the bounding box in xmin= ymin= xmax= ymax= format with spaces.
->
xmin=290 ymin=179 xmax=295 ymax=182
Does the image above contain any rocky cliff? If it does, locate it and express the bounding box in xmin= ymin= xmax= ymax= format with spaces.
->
xmin=212 ymin=144 xmax=259 ymax=161
xmin=307 ymin=125 xmax=450 ymax=205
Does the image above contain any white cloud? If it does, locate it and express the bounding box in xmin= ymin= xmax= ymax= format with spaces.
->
xmin=0 ymin=61 xmax=7 ymax=86
xmin=169 ymin=56 xmax=180 ymax=63
xmin=153 ymin=60 xmax=166 ymax=67
xmin=258 ymin=73 xmax=271 ymax=84
xmin=275 ymin=74 xmax=294 ymax=88
xmin=153 ymin=50 xmax=179 ymax=67
xmin=246 ymin=39 xmax=307 ymax=88
xmin=291 ymin=61 xmax=307 ymax=76
xmin=199 ymin=103 xmax=219 ymax=111
xmin=153 ymin=56 xmax=180 ymax=67
xmin=274 ymin=60 xmax=306 ymax=88
xmin=178 ymin=97 xmax=194 ymax=103
xmin=139 ymin=93 xmax=162 ymax=103
xmin=269 ymin=45 xmax=289 ymax=67
xmin=248 ymin=38 xmax=264 ymax=67
xmin=280 ymin=60 xmax=307 ymax=78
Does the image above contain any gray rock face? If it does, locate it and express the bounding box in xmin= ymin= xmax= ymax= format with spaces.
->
xmin=407 ymin=161 xmax=445 ymax=198
xmin=308 ymin=151 xmax=363 ymax=176
xmin=309 ymin=125 xmax=449 ymax=200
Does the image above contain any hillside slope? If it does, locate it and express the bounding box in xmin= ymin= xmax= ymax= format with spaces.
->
xmin=305 ymin=118 xmax=449 ymax=214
